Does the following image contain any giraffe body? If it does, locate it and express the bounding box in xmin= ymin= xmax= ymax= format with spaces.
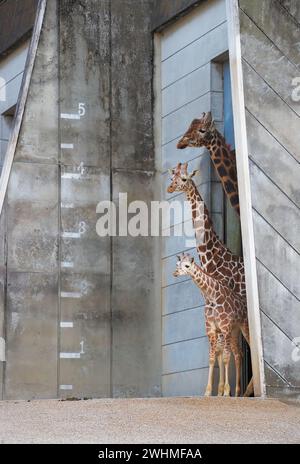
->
xmin=177 ymin=112 xmax=240 ymax=216
xmin=174 ymin=253 xmax=252 ymax=397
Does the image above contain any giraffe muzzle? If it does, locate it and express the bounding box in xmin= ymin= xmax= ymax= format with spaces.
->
xmin=177 ymin=139 xmax=188 ymax=149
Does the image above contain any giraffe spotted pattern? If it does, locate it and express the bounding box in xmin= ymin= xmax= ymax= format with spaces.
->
xmin=177 ymin=112 xmax=240 ymax=216
xmin=174 ymin=253 xmax=253 ymax=397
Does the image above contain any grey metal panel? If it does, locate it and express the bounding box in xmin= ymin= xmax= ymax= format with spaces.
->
xmin=161 ymin=21 xmax=228 ymax=88
xmin=240 ymin=9 xmax=300 ymax=117
xmin=261 ymin=312 xmax=300 ymax=386
xmin=242 ymin=60 xmax=300 ymax=163
xmin=0 ymin=41 xmax=29 ymax=84
xmin=159 ymin=5 xmax=227 ymax=396
xmin=161 ymin=0 xmax=226 ymax=60
xmin=162 ymin=144 xmax=207 ymax=171
xmin=163 ymin=306 xmax=206 ymax=345
xmin=256 ymin=261 xmax=300 ymax=342
xmin=162 ymin=337 xmax=209 ymax=374
xmin=240 ymin=0 xmax=300 ymax=68
xmin=162 ymin=279 xmax=205 ymax=315
xmin=250 ymin=162 xmax=300 ymax=253
xmin=245 ymin=112 xmax=300 ymax=207
xmin=162 ymin=367 xmax=214 ymax=396
xmin=279 ymin=0 xmax=300 ymax=24
xmin=0 ymin=74 xmax=24 ymax=115
xmin=5 ymin=271 xmax=58 ymax=400
xmin=252 ymin=211 xmax=300 ymax=300
xmin=240 ymin=1 xmax=300 ymax=396
xmin=163 ymin=92 xmax=224 ymax=145
xmin=162 ymin=63 xmax=211 ymax=116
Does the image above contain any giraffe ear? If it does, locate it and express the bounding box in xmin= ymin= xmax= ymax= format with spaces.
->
xmin=190 ymin=169 xmax=200 ymax=178
xmin=204 ymin=111 xmax=212 ymax=123
xmin=168 ymin=168 xmax=174 ymax=176
xmin=190 ymin=257 xmax=194 ymax=264
xmin=209 ymin=119 xmax=215 ymax=130
xmin=176 ymin=255 xmax=181 ymax=261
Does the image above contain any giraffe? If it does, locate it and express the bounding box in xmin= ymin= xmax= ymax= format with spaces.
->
xmin=167 ymin=162 xmax=253 ymax=396
xmin=167 ymin=162 xmax=245 ymax=301
xmin=173 ymin=253 xmax=251 ymax=397
xmin=177 ymin=112 xmax=240 ymax=216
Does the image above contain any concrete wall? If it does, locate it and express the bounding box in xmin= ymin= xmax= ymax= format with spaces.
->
xmin=239 ymin=0 xmax=300 ymax=399
xmin=156 ymin=0 xmax=228 ymax=396
xmin=0 ymin=0 xmax=161 ymax=400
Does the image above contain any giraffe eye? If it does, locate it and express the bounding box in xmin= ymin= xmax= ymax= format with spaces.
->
xmin=182 ymin=178 xmax=187 ymax=182
xmin=199 ymin=129 xmax=206 ymax=133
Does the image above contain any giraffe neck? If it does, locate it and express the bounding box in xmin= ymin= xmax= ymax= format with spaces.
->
xmin=190 ymin=264 xmax=221 ymax=302
xmin=185 ymin=181 xmax=217 ymax=246
xmin=205 ymin=129 xmax=240 ymax=216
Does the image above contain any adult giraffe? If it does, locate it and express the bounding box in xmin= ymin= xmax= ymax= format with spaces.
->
xmin=177 ymin=112 xmax=240 ymax=216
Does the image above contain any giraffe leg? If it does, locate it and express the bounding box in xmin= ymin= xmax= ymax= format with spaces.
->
xmin=217 ymin=333 xmax=224 ymax=396
xmin=241 ymin=322 xmax=254 ymax=397
xmin=230 ymin=333 xmax=242 ymax=397
xmin=217 ymin=353 xmax=224 ymax=396
xmin=205 ymin=333 xmax=217 ymax=397
xmin=223 ymin=334 xmax=232 ymax=397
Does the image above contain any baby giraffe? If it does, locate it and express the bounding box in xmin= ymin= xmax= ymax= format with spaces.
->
xmin=173 ymin=253 xmax=251 ymax=397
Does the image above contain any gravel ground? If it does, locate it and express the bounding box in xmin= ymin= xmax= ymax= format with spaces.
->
xmin=0 ymin=397 xmax=299 ymax=444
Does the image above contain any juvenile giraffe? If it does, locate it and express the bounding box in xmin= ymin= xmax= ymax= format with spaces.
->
xmin=174 ymin=253 xmax=251 ymax=397
xmin=177 ymin=112 xmax=240 ymax=216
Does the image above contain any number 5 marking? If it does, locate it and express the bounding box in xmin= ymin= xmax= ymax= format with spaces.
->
xmin=78 ymin=103 xmax=86 ymax=117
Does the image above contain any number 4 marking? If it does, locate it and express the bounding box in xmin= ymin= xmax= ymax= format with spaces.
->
xmin=78 ymin=103 xmax=86 ymax=117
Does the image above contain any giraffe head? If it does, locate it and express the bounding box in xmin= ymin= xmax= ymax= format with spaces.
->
xmin=177 ymin=112 xmax=216 ymax=149
xmin=173 ymin=253 xmax=196 ymax=277
xmin=167 ymin=162 xmax=199 ymax=193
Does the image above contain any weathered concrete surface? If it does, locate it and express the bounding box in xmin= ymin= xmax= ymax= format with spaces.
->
xmin=239 ymin=0 xmax=300 ymax=397
xmin=5 ymin=272 xmax=58 ymax=400
xmin=2 ymin=0 xmax=59 ymax=399
xmin=279 ymin=0 xmax=300 ymax=24
xmin=1 ymin=0 xmax=162 ymax=399
xmin=0 ymin=397 xmax=299 ymax=443
xmin=110 ymin=0 xmax=161 ymax=397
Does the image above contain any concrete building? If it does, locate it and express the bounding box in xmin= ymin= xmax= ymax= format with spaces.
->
xmin=0 ymin=0 xmax=299 ymax=401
